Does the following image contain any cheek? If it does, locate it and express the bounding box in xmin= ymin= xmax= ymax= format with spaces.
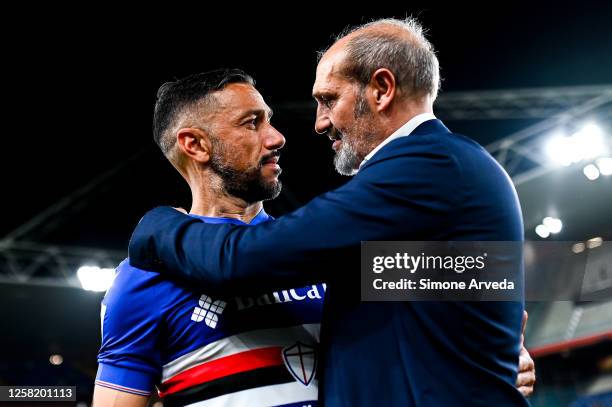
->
xmin=332 ymin=104 xmax=355 ymax=130
xmin=227 ymin=141 xmax=261 ymax=169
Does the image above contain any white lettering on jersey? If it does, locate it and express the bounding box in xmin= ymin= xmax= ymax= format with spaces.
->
xmin=234 ymin=284 xmax=327 ymax=311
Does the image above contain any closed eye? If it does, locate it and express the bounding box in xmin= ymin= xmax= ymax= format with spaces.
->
xmin=316 ymin=95 xmax=335 ymax=109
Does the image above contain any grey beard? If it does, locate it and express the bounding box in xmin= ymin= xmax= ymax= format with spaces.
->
xmin=333 ymin=140 xmax=360 ymax=176
xmin=331 ymin=89 xmax=374 ymax=176
xmin=332 ymin=89 xmax=371 ymax=176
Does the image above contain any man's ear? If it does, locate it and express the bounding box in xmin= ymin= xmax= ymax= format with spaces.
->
xmin=369 ymin=68 xmax=396 ymax=112
xmin=176 ymin=127 xmax=211 ymax=164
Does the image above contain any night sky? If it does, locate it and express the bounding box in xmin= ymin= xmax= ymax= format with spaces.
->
xmin=3 ymin=4 xmax=611 ymax=249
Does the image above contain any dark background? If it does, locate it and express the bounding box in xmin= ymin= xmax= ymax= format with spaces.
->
xmin=3 ymin=4 xmax=611 ymax=247
xmin=1 ymin=4 xmax=611 ymax=406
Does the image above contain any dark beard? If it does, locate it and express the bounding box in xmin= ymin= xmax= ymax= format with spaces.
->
xmin=209 ymin=139 xmax=282 ymax=204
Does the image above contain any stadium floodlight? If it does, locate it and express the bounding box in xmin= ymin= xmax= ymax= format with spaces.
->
xmin=545 ymin=133 xmax=574 ymax=166
xmin=583 ymin=164 xmax=601 ymax=181
xmin=535 ymin=224 xmax=550 ymax=238
xmin=573 ymin=123 xmax=605 ymax=161
xmin=545 ymin=123 xmax=607 ymax=166
xmin=542 ymin=217 xmax=563 ymax=234
xmin=49 ymin=354 xmax=63 ymax=366
xmin=587 ymin=237 xmax=603 ymax=249
xmin=597 ymin=157 xmax=612 ymax=176
xmin=77 ymin=265 xmax=116 ymax=292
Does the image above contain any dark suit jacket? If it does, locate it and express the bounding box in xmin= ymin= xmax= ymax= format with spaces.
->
xmin=129 ymin=119 xmax=528 ymax=406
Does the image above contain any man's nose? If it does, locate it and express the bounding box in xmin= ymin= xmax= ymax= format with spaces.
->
xmin=315 ymin=106 xmax=331 ymax=135
xmin=264 ymin=125 xmax=286 ymax=150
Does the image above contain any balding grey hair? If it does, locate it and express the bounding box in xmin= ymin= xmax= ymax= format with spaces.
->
xmin=320 ymin=17 xmax=441 ymax=100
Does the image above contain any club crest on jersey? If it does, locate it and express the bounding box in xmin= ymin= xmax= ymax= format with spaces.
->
xmin=282 ymin=341 xmax=317 ymax=386
xmin=191 ymin=294 xmax=227 ymax=329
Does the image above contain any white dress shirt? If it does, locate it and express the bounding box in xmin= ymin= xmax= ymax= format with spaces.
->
xmin=356 ymin=112 xmax=437 ymax=173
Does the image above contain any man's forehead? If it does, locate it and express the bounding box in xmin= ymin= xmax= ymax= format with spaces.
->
xmin=213 ymin=83 xmax=271 ymax=114
xmin=313 ymin=49 xmax=348 ymax=94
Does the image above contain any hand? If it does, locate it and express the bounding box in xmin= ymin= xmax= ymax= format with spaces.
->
xmin=516 ymin=311 xmax=536 ymax=397
xmin=173 ymin=207 xmax=188 ymax=214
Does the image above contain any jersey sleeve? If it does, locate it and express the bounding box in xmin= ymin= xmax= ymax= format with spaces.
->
xmin=95 ymin=260 xmax=165 ymax=396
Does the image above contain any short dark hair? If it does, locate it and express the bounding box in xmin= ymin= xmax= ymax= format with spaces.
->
xmin=153 ymin=69 xmax=255 ymax=156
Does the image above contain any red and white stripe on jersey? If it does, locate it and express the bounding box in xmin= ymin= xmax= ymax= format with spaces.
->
xmin=158 ymin=323 xmax=319 ymax=398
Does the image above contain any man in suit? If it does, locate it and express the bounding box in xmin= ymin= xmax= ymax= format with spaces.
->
xmin=129 ymin=18 xmax=533 ymax=405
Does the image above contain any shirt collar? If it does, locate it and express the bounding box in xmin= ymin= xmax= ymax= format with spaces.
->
xmin=189 ymin=208 xmax=272 ymax=225
xmin=355 ymin=112 xmax=437 ymax=173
